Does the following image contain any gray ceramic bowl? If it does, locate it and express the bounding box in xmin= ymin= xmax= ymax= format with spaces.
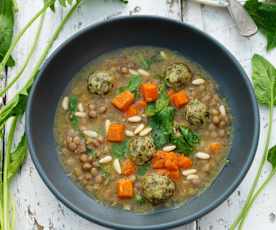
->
xmin=26 ymin=16 xmax=259 ymax=229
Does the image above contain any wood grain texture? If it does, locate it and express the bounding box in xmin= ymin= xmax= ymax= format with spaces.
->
xmin=6 ymin=0 xmax=195 ymax=229
xmin=4 ymin=0 xmax=276 ymax=229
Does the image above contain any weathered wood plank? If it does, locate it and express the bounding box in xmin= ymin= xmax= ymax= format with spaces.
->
xmin=7 ymin=1 xmax=196 ymax=229
xmin=189 ymin=4 xmax=276 ymax=230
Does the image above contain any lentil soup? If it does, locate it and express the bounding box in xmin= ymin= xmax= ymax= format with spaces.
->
xmin=54 ymin=47 xmax=232 ymax=213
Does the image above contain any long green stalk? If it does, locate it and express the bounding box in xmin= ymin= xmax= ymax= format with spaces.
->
xmin=0 ymin=12 xmax=46 ymax=98
xmin=238 ymin=169 xmax=276 ymax=230
xmin=2 ymin=116 xmax=17 ymax=230
xmin=231 ymin=74 xmax=274 ymax=230
xmin=0 ymin=1 xmax=53 ymax=74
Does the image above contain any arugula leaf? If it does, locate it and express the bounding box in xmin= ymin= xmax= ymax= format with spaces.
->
xmin=68 ymin=96 xmax=79 ymax=129
xmin=111 ymin=140 xmax=128 ymax=159
xmin=8 ymin=134 xmax=27 ymax=181
xmin=137 ymin=163 xmax=150 ymax=176
xmin=244 ymin=0 xmax=276 ymax=50
xmin=252 ymin=54 xmax=276 ymax=105
xmin=267 ymin=145 xmax=276 ymax=169
xmin=0 ymin=0 xmax=15 ymax=66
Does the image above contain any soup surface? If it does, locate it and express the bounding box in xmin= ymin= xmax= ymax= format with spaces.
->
xmin=54 ymin=47 xmax=232 ymax=213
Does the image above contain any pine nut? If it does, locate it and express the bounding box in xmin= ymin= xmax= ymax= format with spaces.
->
xmin=160 ymin=51 xmax=167 ymax=59
xmin=78 ymin=103 xmax=84 ymax=112
xmin=134 ymin=124 xmax=145 ymax=135
xmin=99 ymin=156 xmax=112 ymax=164
xmin=75 ymin=112 xmax=87 ymax=118
xmin=105 ymin=120 xmax=111 ymax=133
xmin=129 ymin=69 xmax=139 ymax=75
xmin=139 ymin=127 xmax=152 ymax=136
xmin=195 ymin=152 xmax=210 ymax=160
xmin=182 ymin=169 xmax=197 ymax=176
xmin=219 ymin=105 xmax=226 ymax=116
xmin=162 ymin=145 xmax=176 ymax=152
xmin=62 ymin=97 xmax=69 ymax=110
xmin=187 ymin=174 xmax=199 ymax=180
xmin=125 ymin=130 xmax=135 ymax=137
xmin=138 ymin=69 xmax=150 ymax=77
xmin=128 ymin=116 xmax=142 ymax=123
xmin=83 ymin=130 xmax=98 ymax=138
xmin=113 ymin=159 xmax=121 ymax=174
xmin=192 ymin=78 xmax=205 ymax=85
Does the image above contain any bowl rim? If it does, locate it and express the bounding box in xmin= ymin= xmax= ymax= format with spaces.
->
xmin=26 ymin=15 xmax=260 ymax=229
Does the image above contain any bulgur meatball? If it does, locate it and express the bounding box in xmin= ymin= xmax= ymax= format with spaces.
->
xmin=128 ymin=136 xmax=156 ymax=165
xmin=87 ymin=71 xmax=113 ymax=95
xmin=165 ymin=63 xmax=192 ymax=89
xmin=142 ymin=173 xmax=175 ymax=205
xmin=185 ymin=99 xmax=209 ymax=127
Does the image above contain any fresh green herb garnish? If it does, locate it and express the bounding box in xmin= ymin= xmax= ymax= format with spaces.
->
xmin=87 ymin=147 xmax=96 ymax=158
xmin=111 ymin=140 xmax=129 ymax=159
xmin=134 ymin=194 xmax=145 ymax=204
xmin=99 ymin=166 xmax=110 ymax=178
xmin=231 ymin=54 xmax=276 ymax=229
xmin=137 ymin=163 xmax=150 ymax=176
xmin=145 ymin=83 xmax=169 ymax=116
xmin=149 ymin=106 xmax=175 ymax=148
xmin=138 ymin=52 xmax=163 ymax=70
xmin=69 ymin=95 xmax=79 ymax=129
xmin=244 ymin=0 xmax=276 ymax=51
xmin=117 ymin=74 xmax=142 ymax=96
xmin=171 ymin=127 xmax=200 ymax=155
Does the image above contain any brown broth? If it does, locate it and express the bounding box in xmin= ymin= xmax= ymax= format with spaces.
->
xmin=54 ymin=47 xmax=232 ymax=213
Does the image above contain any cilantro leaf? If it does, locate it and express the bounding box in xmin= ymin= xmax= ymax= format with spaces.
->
xmin=111 ymin=140 xmax=129 ymax=159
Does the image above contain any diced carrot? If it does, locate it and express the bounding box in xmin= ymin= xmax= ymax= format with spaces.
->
xmin=124 ymin=100 xmax=147 ymax=117
xmin=168 ymin=170 xmax=180 ymax=181
xmin=167 ymin=89 xmax=175 ymax=99
xmin=171 ymin=90 xmax=189 ymax=108
xmin=177 ymin=155 xmax=193 ymax=169
xmin=155 ymin=169 xmax=169 ymax=176
xmin=152 ymin=158 xmax=165 ymax=169
xmin=117 ymin=179 xmax=134 ymax=198
xmin=107 ymin=123 xmax=125 ymax=142
xmin=140 ymin=83 xmax=158 ymax=102
xmin=122 ymin=159 xmax=136 ymax=176
xmin=164 ymin=159 xmax=178 ymax=171
xmin=209 ymin=143 xmax=222 ymax=154
xmin=112 ymin=90 xmax=134 ymax=111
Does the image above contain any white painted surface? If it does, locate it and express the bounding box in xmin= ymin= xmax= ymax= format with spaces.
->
xmin=3 ymin=0 xmax=276 ymax=229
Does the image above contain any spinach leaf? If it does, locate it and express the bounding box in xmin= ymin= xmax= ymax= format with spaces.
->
xmin=0 ymin=0 xmax=15 ymax=67
xmin=111 ymin=140 xmax=129 ymax=159
xmin=267 ymin=145 xmax=276 ymax=169
xmin=244 ymin=0 xmax=276 ymax=50
xmin=252 ymin=54 xmax=276 ymax=105
xmin=137 ymin=163 xmax=150 ymax=176
xmin=69 ymin=96 xmax=79 ymax=129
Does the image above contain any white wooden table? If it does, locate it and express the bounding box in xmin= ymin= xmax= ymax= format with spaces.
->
xmin=4 ymin=0 xmax=276 ymax=229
